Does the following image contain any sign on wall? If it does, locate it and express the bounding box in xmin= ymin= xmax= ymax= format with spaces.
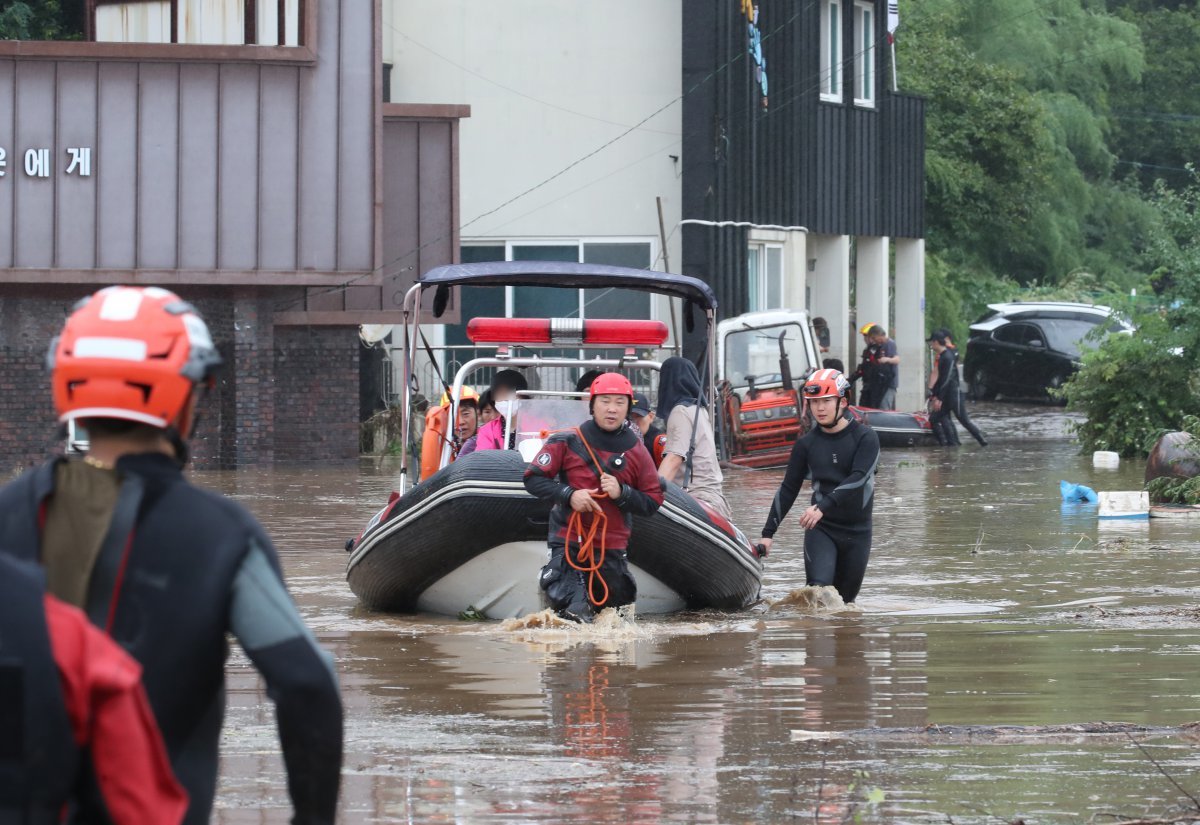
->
xmin=0 ymin=147 xmax=93 ymax=178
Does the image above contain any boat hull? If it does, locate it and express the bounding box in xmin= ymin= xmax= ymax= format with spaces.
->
xmin=346 ymin=450 xmax=762 ymax=618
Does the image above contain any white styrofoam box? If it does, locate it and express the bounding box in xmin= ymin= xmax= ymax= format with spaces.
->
xmin=1098 ymin=490 xmax=1149 ymax=519
xmin=1093 ymin=451 xmax=1120 ymax=469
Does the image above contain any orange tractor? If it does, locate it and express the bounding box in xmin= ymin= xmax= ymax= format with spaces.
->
xmin=718 ymin=310 xmax=822 ymax=469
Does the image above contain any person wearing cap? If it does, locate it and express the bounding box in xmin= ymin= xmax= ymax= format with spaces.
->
xmin=656 ymin=356 xmax=733 ymax=521
xmin=0 ymin=287 xmax=343 ymax=825
xmin=928 ymin=330 xmax=987 ymax=447
xmin=523 ymin=372 xmax=664 ymax=622
xmin=850 ymin=322 xmax=882 ymax=408
xmin=474 ymin=369 xmax=529 ymax=451
xmin=866 ymin=325 xmax=900 ymax=410
xmin=628 ymin=391 xmax=667 ymax=469
xmin=421 ymin=386 xmax=481 ymax=477
xmin=759 ymin=368 xmax=881 ymax=604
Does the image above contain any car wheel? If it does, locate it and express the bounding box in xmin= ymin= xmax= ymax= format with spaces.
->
xmin=1045 ymin=373 xmax=1071 ymax=405
xmin=969 ymin=370 xmax=997 ymax=401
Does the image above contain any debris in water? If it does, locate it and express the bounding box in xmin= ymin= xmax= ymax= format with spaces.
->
xmin=768 ymin=585 xmax=860 ymax=614
xmin=457 ymin=605 xmax=487 ymax=621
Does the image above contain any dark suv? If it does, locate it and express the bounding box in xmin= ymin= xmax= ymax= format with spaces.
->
xmin=963 ymin=302 xmax=1131 ymax=401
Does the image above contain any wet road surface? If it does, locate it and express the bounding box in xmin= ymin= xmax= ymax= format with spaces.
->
xmin=203 ymin=403 xmax=1200 ymax=823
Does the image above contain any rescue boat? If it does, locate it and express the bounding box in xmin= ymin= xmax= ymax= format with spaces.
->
xmin=345 ymin=262 xmax=763 ymax=619
xmin=847 ymin=406 xmax=936 ymax=449
xmin=717 ymin=309 xmax=934 ymax=468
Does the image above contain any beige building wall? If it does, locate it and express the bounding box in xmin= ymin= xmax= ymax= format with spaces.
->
xmin=384 ymin=0 xmax=682 ymax=270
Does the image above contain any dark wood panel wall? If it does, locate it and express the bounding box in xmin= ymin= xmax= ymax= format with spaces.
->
xmin=0 ymin=0 xmax=375 ymax=285
xmin=681 ymin=0 xmax=924 ymax=316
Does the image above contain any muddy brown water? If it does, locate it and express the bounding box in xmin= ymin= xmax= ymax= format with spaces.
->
xmin=202 ymin=404 xmax=1200 ymax=823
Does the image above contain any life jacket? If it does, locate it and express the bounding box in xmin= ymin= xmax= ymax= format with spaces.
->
xmin=0 ymin=556 xmax=79 ymax=825
xmin=0 ymin=453 xmax=281 ymax=825
xmin=420 ymin=404 xmax=453 ymax=480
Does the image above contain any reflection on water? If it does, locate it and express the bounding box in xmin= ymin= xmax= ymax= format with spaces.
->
xmin=205 ymin=404 xmax=1200 ymax=823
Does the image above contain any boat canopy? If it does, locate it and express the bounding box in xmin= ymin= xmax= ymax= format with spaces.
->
xmin=417 ymin=261 xmax=718 ymax=314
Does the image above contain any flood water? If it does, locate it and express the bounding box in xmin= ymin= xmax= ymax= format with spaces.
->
xmin=203 ymin=404 xmax=1200 ymax=823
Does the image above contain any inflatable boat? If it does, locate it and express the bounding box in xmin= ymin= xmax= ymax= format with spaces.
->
xmin=346 ymin=450 xmax=762 ymax=617
xmin=345 ymin=261 xmax=764 ymax=619
xmin=849 ymin=406 xmax=936 ymax=448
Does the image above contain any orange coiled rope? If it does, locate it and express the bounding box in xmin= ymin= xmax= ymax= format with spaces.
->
xmin=563 ymin=427 xmax=611 ymax=608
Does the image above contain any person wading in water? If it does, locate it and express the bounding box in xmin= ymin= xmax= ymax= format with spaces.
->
xmin=523 ymin=372 xmax=664 ymax=623
xmin=759 ymin=368 xmax=881 ymax=604
xmin=0 ymin=286 xmax=343 ymax=825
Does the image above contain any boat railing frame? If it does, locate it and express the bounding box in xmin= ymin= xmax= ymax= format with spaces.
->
xmin=398 ymin=277 xmax=717 ymax=496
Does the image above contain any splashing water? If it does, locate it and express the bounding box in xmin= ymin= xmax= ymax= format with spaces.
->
xmin=499 ymin=604 xmax=645 ymax=637
xmin=769 ymin=585 xmax=861 ymax=614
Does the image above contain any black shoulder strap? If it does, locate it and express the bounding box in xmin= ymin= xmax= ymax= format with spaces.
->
xmin=84 ymin=474 xmax=145 ymax=634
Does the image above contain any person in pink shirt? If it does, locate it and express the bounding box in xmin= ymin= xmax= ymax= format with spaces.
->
xmin=473 ymin=369 xmax=529 ymax=451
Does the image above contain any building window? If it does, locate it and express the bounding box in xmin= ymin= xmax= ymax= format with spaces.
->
xmin=854 ymin=1 xmax=876 ymax=107
xmin=449 ymin=240 xmax=656 ymax=347
xmin=93 ymin=0 xmax=303 ymax=46
xmin=748 ymin=243 xmax=784 ymax=311
xmin=819 ymin=0 xmax=841 ymax=102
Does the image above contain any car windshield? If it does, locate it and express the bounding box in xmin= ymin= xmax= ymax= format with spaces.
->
xmin=724 ymin=323 xmax=810 ymax=389
xmin=1040 ymin=318 xmax=1105 ymax=357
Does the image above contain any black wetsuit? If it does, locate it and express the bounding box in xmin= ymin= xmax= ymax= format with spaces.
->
xmin=761 ymin=418 xmax=880 ymax=603
xmin=930 ymin=348 xmax=986 ymax=446
xmin=0 ymin=453 xmax=344 ymax=825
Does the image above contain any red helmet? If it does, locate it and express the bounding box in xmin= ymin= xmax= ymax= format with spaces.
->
xmin=589 ymin=372 xmax=634 ymax=400
xmin=49 ymin=286 xmax=222 ymax=429
xmin=803 ymin=368 xmax=850 ymax=400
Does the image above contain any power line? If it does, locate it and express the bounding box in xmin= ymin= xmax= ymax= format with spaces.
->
xmin=388 ymin=26 xmax=681 ymax=137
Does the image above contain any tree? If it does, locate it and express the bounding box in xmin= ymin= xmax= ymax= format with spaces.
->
xmin=1062 ymin=169 xmax=1200 ymax=456
xmin=898 ymin=0 xmax=1150 ymax=288
xmin=0 ymin=0 xmax=84 ymax=41
xmin=1108 ymin=5 xmax=1200 ymax=192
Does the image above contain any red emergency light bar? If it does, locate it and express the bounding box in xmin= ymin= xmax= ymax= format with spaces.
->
xmin=466 ymin=317 xmax=669 ymax=346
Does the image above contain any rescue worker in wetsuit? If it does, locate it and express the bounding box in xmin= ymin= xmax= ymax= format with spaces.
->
xmin=759 ymin=368 xmax=881 ymax=604
xmin=0 ymin=287 xmax=343 ymax=825
xmin=524 ymin=373 xmax=664 ymax=623
xmin=928 ymin=330 xmax=988 ymax=447
xmin=628 ymin=391 xmax=667 ymax=469
xmin=0 ymin=554 xmax=187 ymax=824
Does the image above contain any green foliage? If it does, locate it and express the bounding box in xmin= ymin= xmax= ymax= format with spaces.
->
xmin=1062 ymin=171 xmax=1200 ymax=456
xmin=0 ymin=0 xmax=83 ymax=41
xmin=1108 ymin=5 xmax=1200 ymax=191
xmin=898 ymin=0 xmax=1170 ymax=291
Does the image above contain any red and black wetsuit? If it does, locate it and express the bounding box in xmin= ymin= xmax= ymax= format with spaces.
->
xmin=761 ymin=419 xmax=880 ymax=603
xmin=524 ymin=421 xmax=663 ymax=617
xmin=0 ymin=554 xmax=187 ymax=824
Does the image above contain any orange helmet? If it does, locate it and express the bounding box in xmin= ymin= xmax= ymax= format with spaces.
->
xmin=439 ymin=386 xmax=480 ymax=407
xmin=49 ymin=286 xmax=222 ymax=429
xmin=589 ymin=372 xmax=634 ymax=400
xmin=803 ymin=368 xmax=850 ymax=400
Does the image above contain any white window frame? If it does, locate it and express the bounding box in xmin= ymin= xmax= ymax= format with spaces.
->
xmin=820 ymin=0 xmax=842 ymax=103
xmin=747 ymin=241 xmax=785 ymax=312
xmin=854 ymin=1 xmax=876 ymax=108
xmin=458 ymin=237 xmax=660 ymax=321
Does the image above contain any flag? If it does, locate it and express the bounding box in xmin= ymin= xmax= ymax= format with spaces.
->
xmin=887 ymin=0 xmax=899 ymax=43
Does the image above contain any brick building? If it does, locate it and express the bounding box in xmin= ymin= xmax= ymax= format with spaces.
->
xmin=0 ymin=0 xmax=466 ymax=468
